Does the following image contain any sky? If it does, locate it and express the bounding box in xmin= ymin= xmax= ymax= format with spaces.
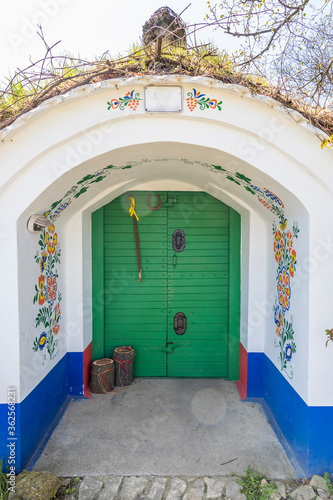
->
xmin=0 ymin=0 xmax=233 ymax=84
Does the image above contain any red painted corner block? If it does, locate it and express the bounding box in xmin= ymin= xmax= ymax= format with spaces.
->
xmin=236 ymin=343 xmax=248 ymax=400
xmin=83 ymin=341 xmax=92 ymax=398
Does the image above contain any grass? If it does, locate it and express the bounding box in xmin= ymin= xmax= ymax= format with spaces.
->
xmin=0 ymin=463 xmax=8 ymax=500
xmin=0 ymin=38 xmax=332 ymax=138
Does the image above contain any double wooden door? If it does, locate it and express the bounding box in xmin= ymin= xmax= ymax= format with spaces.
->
xmin=92 ymin=191 xmax=240 ymax=379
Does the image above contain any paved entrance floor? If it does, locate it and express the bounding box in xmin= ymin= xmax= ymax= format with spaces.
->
xmin=33 ymin=379 xmax=298 ymax=479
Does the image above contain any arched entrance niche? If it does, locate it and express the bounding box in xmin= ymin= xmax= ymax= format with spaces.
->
xmin=1 ymin=76 xmax=333 ymax=476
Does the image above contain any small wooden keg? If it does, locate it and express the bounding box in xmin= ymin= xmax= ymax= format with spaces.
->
xmin=113 ymin=346 xmax=135 ymax=387
xmin=90 ymin=358 xmax=114 ymax=394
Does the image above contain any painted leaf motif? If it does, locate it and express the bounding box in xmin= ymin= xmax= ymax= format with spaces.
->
xmin=235 ymin=173 xmax=252 ymax=183
xmin=227 ymin=175 xmax=241 ymax=185
xmin=77 ymin=175 xmax=95 ymax=184
xmin=90 ymin=176 xmax=106 ymax=183
xmin=74 ymin=187 xmax=89 ymax=198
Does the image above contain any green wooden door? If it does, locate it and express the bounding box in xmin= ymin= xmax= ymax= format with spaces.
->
xmin=92 ymin=191 xmax=240 ymax=379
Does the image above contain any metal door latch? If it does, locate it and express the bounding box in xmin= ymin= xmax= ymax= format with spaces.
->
xmin=174 ymin=312 xmax=187 ymax=335
xmin=172 ymin=229 xmax=185 ymax=252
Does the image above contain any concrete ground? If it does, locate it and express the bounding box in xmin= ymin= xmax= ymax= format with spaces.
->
xmin=33 ymin=379 xmax=298 ymax=479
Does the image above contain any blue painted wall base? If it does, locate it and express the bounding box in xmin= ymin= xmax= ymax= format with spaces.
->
xmin=67 ymin=351 xmax=84 ymax=395
xmin=247 ymin=352 xmax=333 ymax=477
xmin=0 ymin=352 xmax=84 ymax=474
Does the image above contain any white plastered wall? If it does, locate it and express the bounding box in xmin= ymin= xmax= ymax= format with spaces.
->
xmin=0 ymin=76 xmax=333 ymax=408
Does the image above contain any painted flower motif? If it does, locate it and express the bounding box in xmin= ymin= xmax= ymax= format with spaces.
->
xmin=274 ymin=305 xmax=284 ymax=337
xmin=38 ymin=333 xmax=47 ymax=350
xmin=52 ymin=303 xmax=61 ymax=335
xmin=46 ymin=225 xmax=57 ymax=254
xmin=285 ymin=343 xmax=293 ymax=361
xmin=46 ymin=272 xmax=57 ymax=305
xmin=277 ymin=267 xmax=291 ymax=312
xmin=109 ymin=98 xmax=120 ymax=109
xmin=274 ymin=231 xmax=283 ymax=263
xmin=39 ymin=251 xmax=47 ymax=273
xmin=289 ymin=249 xmax=297 ymax=278
xmin=286 ymin=231 xmax=293 ymax=254
xmin=38 ymin=274 xmax=45 ymax=306
xmin=208 ymin=99 xmax=217 ymax=109
xmin=250 ymin=185 xmax=263 ymax=194
xmin=279 ymin=216 xmax=287 ymax=230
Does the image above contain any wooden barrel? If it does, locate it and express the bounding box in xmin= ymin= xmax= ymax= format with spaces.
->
xmin=113 ymin=346 xmax=135 ymax=387
xmin=90 ymin=358 xmax=114 ymax=394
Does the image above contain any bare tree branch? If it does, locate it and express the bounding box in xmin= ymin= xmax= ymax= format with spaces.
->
xmin=206 ymin=0 xmax=333 ymax=107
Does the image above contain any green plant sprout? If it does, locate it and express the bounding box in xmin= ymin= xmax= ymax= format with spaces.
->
xmin=325 ymin=328 xmax=333 ymax=347
xmin=324 ymin=472 xmax=333 ymax=494
xmin=236 ymin=466 xmax=277 ymax=500
xmin=0 ymin=462 xmax=8 ymax=500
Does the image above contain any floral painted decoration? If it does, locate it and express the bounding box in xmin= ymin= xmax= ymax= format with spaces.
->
xmin=107 ymin=90 xmax=142 ymax=111
xmin=52 ymin=303 xmax=61 ymax=336
xmin=34 ymin=332 xmax=47 ymax=351
xmin=274 ymin=231 xmax=283 ymax=263
xmin=277 ymin=267 xmax=291 ymax=312
xmin=285 ymin=343 xmax=293 ymax=361
xmin=33 ymin=224 xmax=62 ymax=362
xmin=273 ymin=217 xmax=299 ymax=377
xmin=45 ymin=159 xmax=287 ymax=222
xmin=274 ymin=305 xmax=284 ymax=337
xmin=46 ymin=272 xmax=57 ymax=305
xmin=46 ymin=225 xmax=57 ymax=254
xmin=186 ymin=89 xmax=222 ymax=111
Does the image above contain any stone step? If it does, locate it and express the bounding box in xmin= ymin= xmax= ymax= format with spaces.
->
xmin=10 ymin=471 xmax=333 ymax=500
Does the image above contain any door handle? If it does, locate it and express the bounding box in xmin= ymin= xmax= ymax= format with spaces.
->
xmin=173 ymin=255 xmax=177 ymax=266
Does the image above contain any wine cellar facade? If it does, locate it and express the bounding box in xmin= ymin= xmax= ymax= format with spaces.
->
xmin=1 ymin=76 xmax=333 ymax=476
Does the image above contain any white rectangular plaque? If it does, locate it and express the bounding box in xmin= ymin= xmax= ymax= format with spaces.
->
xmin=145 ymin=86 xmax=182 ymax=112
